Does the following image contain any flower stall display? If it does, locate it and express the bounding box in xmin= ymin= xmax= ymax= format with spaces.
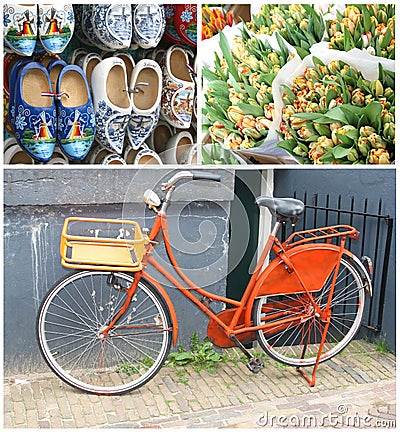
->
xmin=202 ymin=25 xmax=299 ymax=163
xmin=201 ymin=3 xmax=395 ymax=165
xmin=202 ymin=5 xmax=234 ymax=40
xmin=246 ymin=4 xmax=325 ymax=59
xmin=326 ymin=4 xmax=395 ymax=59
xmin=277 ymin=57 xmax=395 ymax=164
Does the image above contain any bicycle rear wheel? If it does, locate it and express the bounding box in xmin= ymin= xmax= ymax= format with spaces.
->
xmin=253 ymin=257 xmax=365 ymax=367
xmin=37 ymin=271 xmax=172 ymax=395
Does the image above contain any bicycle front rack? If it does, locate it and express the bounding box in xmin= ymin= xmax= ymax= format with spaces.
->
xmin=60 ymin=217 xmax=149 ymax=272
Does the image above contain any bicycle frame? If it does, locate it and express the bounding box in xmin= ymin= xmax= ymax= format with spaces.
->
xmin=98 ymin=175 xmax=369 ymax=386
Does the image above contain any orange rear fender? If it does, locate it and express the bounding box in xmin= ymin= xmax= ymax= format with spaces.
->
xmin=244 ymin=244 xmax=350 ymax=326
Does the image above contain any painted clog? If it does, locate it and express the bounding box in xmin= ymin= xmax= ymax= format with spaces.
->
xmin=180 ymin=143 xmax=198 ymax=165
xmin=3 ymin=4 xmax=38 ymax=56
xmin=92 ymin=4 xmax=132 ymax=50
xmin=67 ymin=48 xmax=87 ymax=65
xmin=126 ymin=59 xmax=162 ymax=150
xmin=8 ymin=58 xmax=33 ymax=131
xmin=71 ymin=5 xmax=90 ymax=46
xmin=115 ymin=52 xmax=135 ymax=87
xmin=4 ymin=53 xmax=24 ymax=133
xmin=174 ymin=4 xmax=197 ymax=47
xmin=47 ymin=59 xmax=67 ymax=93
xmin=46 ymin=147 xmax=69 ymax=165
xmin=163 ymin=5 xmax=182 ymax=44
xmin=56 ymin=65 xmax=96 ymax=160
xmin=76 ymin=53 xmax=102 ymax=87
xmin=91 ymin=57 xmax=132 ymax=154
xmin=81 ymin=5 xmax=112 ymax=51
xmin=88 ymin=145 xmax=126 ymax=165
xmin=164 ymin=131 xmax=194 ymax=164
xmin=12 ymin=62 xmax=56 ymax=162
xmin=146 ymin=120 xmax=174 ymax=155
xmin=38 ymin=4 xmax=74 ymax=54
xmin=132 ymin=4 xmax=166 ymax=49
xmin=160 ymin=46 xmax=195 ymax=129
xmin=124 ymin=144 xmax=163 ymax=165
xmin=4 ymin=140 xmax=35 ymax=164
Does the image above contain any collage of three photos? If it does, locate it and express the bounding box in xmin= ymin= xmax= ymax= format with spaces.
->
xmin=3 ymin=2 xmax=396 ymax=427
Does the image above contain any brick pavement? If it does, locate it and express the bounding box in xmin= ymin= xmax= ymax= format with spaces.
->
xmin=4 ymin=340 xmax=396 ymax=429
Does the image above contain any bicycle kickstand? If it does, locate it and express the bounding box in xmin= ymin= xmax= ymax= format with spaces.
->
xmin=229 ymin=335 xmax=264 ymax=373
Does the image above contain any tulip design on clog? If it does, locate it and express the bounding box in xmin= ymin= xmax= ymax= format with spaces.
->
xmin=127 ymin=59 xmax=162 ymax=150
xmin=38 ymin=4 xmax=74 ymax=54
xmin=161 ymin=46 xmax=195 ymax=129
xmin=12 ymin=62 xmax=56 ymax=162
xmin=91 ymin=57 xmax=132 ymax=154
xmin=3 ymin=4 xmax=38 ymax=56
xmin=56 ymin=65 xmax=96 ymax=160
xmin=132 ymin=4 xmax=166 ymax=49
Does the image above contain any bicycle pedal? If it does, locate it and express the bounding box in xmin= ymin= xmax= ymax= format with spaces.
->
xmin=246 ymin=357 xmax=264 ymax=374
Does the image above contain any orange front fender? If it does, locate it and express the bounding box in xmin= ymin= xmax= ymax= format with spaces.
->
xmin=143 ymin=272 xmax=179 ymax=345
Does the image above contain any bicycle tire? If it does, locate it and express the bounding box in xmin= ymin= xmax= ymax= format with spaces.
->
xmin=253 ymin=256 xmax=365 ymax=367
xmin=37 ymin=271 xmax=173 ymax=395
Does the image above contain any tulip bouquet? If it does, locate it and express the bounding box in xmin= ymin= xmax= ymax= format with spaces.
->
xmin=327 ymin=4 xmax=395 ymax=59
xmin=202 ymin=5 xmax=234 ymax=40
xmin=203 ymin=26 xmax=292 ymax=151
xmin=246 ymin=4 xmax=325 ymax=58
xmin=277 ymin=57 xmax=395 ymax=164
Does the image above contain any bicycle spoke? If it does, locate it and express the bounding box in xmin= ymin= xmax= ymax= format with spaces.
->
xmin=255 ymin=258 xmax=365 ymax=366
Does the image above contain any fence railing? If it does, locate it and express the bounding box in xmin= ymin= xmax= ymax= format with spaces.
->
xmin=279 ymin=192 xmax=394 ymax=334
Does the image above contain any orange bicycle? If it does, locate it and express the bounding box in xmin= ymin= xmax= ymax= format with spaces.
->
xmin=36 ymin=171 xmax=372 ymax=395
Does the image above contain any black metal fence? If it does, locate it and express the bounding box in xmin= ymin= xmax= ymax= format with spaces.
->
xmin=279 ymin=192 xmax=394 ymax=334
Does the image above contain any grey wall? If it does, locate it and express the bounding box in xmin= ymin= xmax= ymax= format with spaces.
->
xmin=4 ymin=168 xmax=235 ymax=374
xmin=274 ymin=168 xmax=396 ymax=351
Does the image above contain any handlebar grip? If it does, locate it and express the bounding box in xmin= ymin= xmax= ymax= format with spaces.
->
xmin=192 ymin=171 xmax=221 ymax=182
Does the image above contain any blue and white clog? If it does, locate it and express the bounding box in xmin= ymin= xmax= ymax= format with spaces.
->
xmin=131 ymin=4 xmax=165 ymax=49
xmin=56 ymin=65 xmax=96 ymax=160
xmin=126 ymin=59 xmax=162 ymax=150
xmin=91 ymin=57 xmax=132 ymax=154
xmin=12 ymin=62 xmax=56 ymax=162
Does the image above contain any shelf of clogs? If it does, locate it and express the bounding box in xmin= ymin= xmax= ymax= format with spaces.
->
xmin=4 ymin=3 xmax=199 ymax=165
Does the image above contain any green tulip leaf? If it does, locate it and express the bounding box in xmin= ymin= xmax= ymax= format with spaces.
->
xmin=277 ymin=139 xmax=298 ymax=153
xmin=380 ymin=27 xmax=392 ymax=50
xmin=219 ymin=31 xmax=239 ymax=81
xmin=237 ymin=102 xmax=264 ymax=118
xmin=281 ymin=84 xmax=296 ymax=104
xmin=243 ymin=84 xmax=258 ymax=100
xmin=332 ymin=145 xmax=352 ymax=159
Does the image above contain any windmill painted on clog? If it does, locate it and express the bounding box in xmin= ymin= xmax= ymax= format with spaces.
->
xmin=33 ymin=112 xmax=53 ymax=140
xmin=44 ymin=8 xmax=63 ymax=35
xmin=67 ymin=110 xmax=86 ymax=140
xmin=16 ymin=10 xmax=35 ymax=36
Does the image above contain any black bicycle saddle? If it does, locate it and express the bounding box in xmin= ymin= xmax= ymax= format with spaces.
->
xmin=255 ymin=197 xmax=305 ymax=219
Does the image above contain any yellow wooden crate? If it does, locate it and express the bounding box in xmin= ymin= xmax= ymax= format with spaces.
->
xmin=60 ymin=217 xmax=148 ymax=272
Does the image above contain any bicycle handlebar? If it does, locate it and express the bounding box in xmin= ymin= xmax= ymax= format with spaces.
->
xmin=162 ymin=171 xmax=221 ymax=190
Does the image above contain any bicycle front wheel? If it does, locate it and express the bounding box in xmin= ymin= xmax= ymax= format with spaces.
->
xmin=253 ymin=257 xmax=365 ymax=367
xmin=37 ymin=271 xmax=173 ymax=395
